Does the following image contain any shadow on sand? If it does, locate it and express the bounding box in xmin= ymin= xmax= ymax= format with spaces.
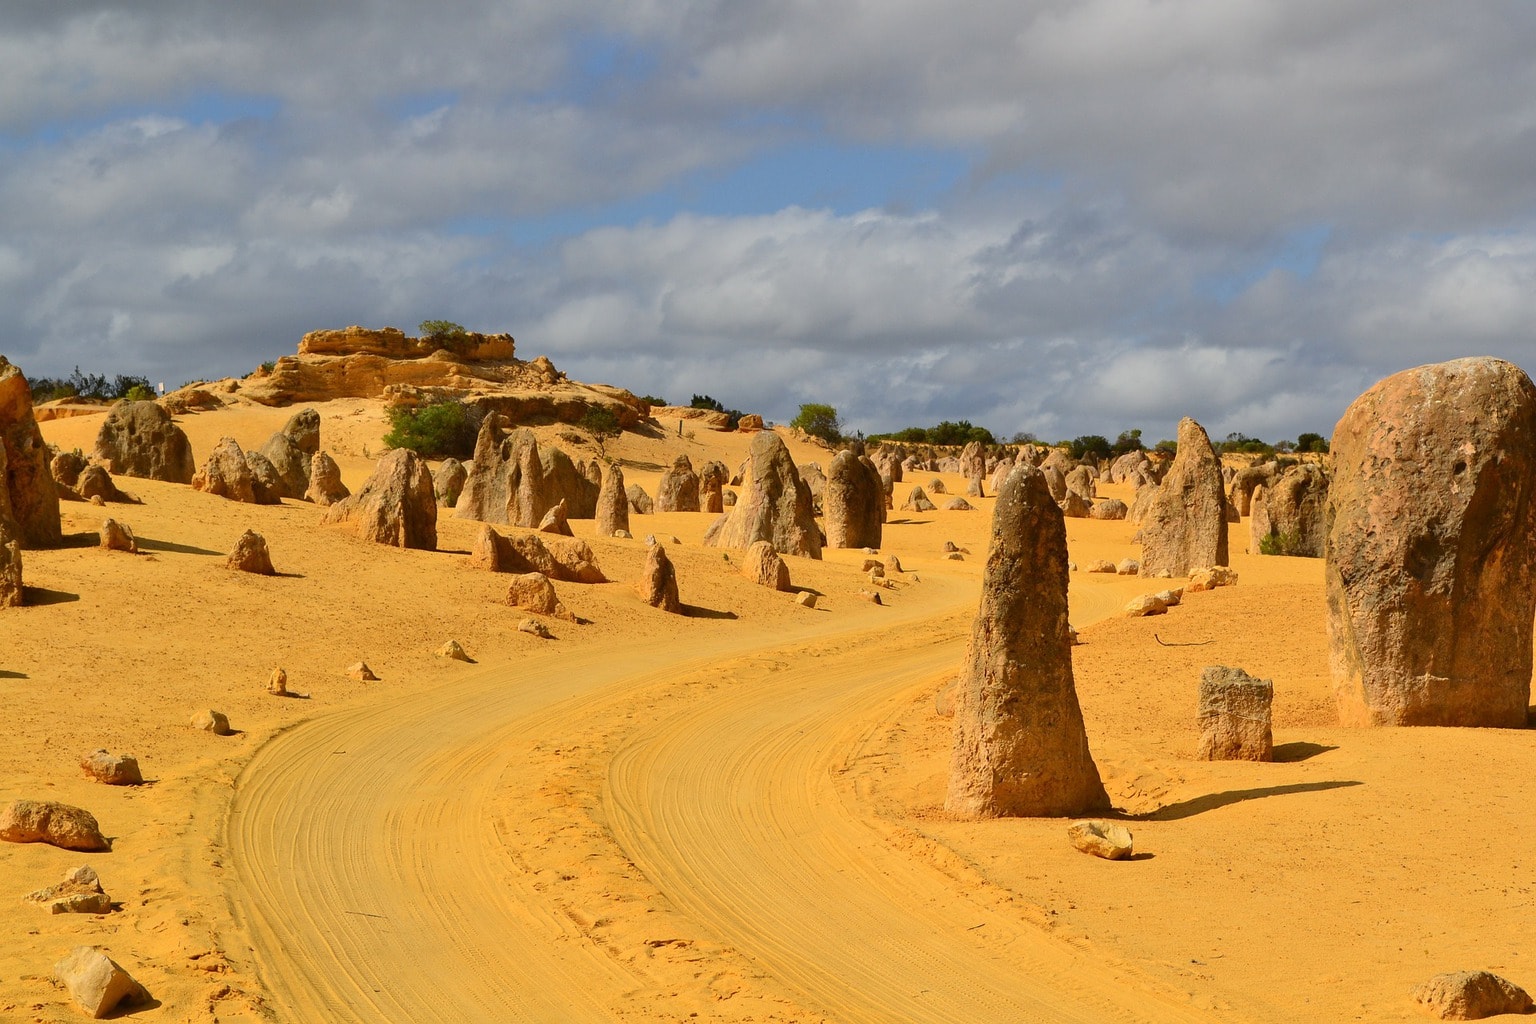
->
xmin=1272 ymin=741 xmax=1337 ymax=763
xmin=24 ymin=586 xmax=79 ymax=606
xmin=1123 ymin=780 xmax=1362 ymax=822
xmin=136 ymin=537 xmax=221 ymax=556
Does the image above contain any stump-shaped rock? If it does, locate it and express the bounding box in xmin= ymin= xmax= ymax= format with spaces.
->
xmin=1250 ymin=463 xmax=1328 ymax=557
xmin=506 ymin=572 xmax=571 ymax=619
xmin=824 ymin=450 xmax=884 ymax=549
xmin=0 ymin=520 xmax=20 ymax=608
xmin=703 ymin=432 xmax=822 ymax=558
xmin=433 ymin=458 xmax=467 ymax=508
xmin=959 ymin=440 xmax=986 ymax=496
xmin=99 ymin=519 xmax=137 ymax=553
xmin=455 ymin=419 xmax=598 ymax=526
xmin=226 ymin=529 xmax=275 ymax=574
xmin=595 ymin=463 xmax=629 ymax=538
xmin=192 ymin=437 xmax=256 ymax=503
xmin=741 ymin=539 xmax=791 ymax=591
xmin=192 ymin=709 xmax=232 ymax=734
xmin=637 ymin=544 xmax=683 ymax=612
xmin=305 ymin=451 xmax=350 ymax=506
xmin=1197 ymin=666 xmax=1273 ymax=761
xmin=698 ymin=459 xmax=729 ymax=514
xmin=259 ymin=431 xmax=311 ymax=499
xmin=323 ymin=448 xmax=437 ymax=550
xmin=75 ymin=465 xmax=132 ymax=504
xmin=1327 ymin=358 xmax=1536 ymax=727
xmin=655 ymin=454 xmax=700 ymax=512
xmin=92 ymin=400 xmax=194 ymax=483
xmin=0 ymin=359 xmax=61 ymax=547
xmin=282 ymin=407 xmax=321 ymax=454
xmin=946 ymin=463 xmax=1110 ymax=817
xmin=1136 ymin=417 xmax=1227 ymax=576
xmin=0 ymin=800 xmax=109 ymax=850
xmin=1065 ymin=465 xmax=1096 ymax=503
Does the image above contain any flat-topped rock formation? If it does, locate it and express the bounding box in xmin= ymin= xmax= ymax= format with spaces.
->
xmin=234 ymin=325 xmax=648 ymax=429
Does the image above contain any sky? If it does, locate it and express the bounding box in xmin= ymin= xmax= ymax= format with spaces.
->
xmin=5 ymin=2 xmax=1536 ymax=444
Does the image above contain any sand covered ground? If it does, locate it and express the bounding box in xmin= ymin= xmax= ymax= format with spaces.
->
xmin=2 ymin=399 xmax=1532 ymax=1023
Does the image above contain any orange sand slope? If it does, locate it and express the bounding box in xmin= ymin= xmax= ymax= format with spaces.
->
xmin=0 ymin=399 xmax=1530 ymax=1023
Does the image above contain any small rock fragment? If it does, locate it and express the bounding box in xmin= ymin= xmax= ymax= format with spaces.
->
xmin=1116 ymin=558 xmax=1140 ymax=575
xmin=346 ymin=662 xmax=378 ymax=682
xmin=437 ymin=640 xmax=471 ymax=662
xmin=1067 ymin=820 xmax=1134 ymax=860
xmin=79 ymin=750 xmax=141 ymax=786
xmin=54 ymin=945 xmax=148 ymax=1019
xmin=795 ymin=591 xmax=818 ymax=609
xmin=857 ymin=589 xmax=883 ymax=605
xmin=99 ymin=519 xmax=137 ymax=553
xmin=191 ymin=709 xmax=231 ymax=734
xmin=1085 ymin=560 xmax=1116 ymax=573
xmin=518 ymin=618 xmax=553 ymax=639
xmin=26 ymin=865 xmax=111 ymax=915
xmin=1124 ymin=594 xmax=1169 ymax=617
xmin=226 ymin=529 xmax=275 ymax=575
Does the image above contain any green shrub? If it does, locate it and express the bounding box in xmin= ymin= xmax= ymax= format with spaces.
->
xmin=124 ymin=384 xmax=155 ymax=402
xmin=1258 ymin=530 xmax=1302 ymax=556
xmin=791 ymin=403 xmax=842 ymax=445
xmin=382 ymin=400 xmax=477 ymax=459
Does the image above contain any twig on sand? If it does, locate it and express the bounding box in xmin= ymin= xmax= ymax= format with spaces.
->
xmin=1154 ymin=634 xmax=1215 ymax=647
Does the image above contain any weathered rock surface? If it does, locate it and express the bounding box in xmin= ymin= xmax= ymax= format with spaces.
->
xmin=1124 ymin=594 xmax=1168 ymax=617
xmin=959 ymin=440 xmax=986 ymax=496
xmin=1228 ymin=462 xmax=1277 ymax=517
xmin=741 ymin=539 xmax=791 ymax=591
xmin=946 ymin=463 xmax=1110 ymax=817
xmin=191 ymin=709 xmax=232 ymax=733
xmin=517 ymin=618 xmax=553 ymax=639
xmin=637 ymin=544 xmax=683 ymax=613
xmin=226 ymin=529 xmax=275 ymax=574
xmin=268 ymin=668 xmax=289 ymax=695
xmin=80 ymin=750 xmax=141 ymax=785
xmin=282 ymin=407 xmax=321 ymax=454
xmin=346 ymin=662 xmax=378 ymax=682
xmin=192 ymin=437 xmax=256 ymax=503
xmin=703 ymin=432 xmax=822 ymax=558
xmin=900 ymin=486 xmax=937 ymax=513
xmin=1067 ymin=820 xmax=1134 ymax=860
xmin=0 ymin=523 xmax=21 ymax=607
xmin=1090 ymin=498 xmax=1128 ymax=520
xmin=506 ymin=533 xmax=607 ymax=583
xmin=93 ymin=400 xmax=195 ymax=483
xmin=1187 ymin=565 xmax=1238 ymax=592
xmin=1197 ymin=666 xmax=1274 ymax=761
xmin=0 ymin=361 xmax=61 ymax=549
xmin=506 ymin=572 xmax=571 ymax=619
xmin=655 ymin=454 xmax=701 ymax=513
xmin=1136 ymin=417 xmax=1227 ymax=576
xmin=54 ymin=945 xmax=148 ymax=1018
xmin=433 ymin=458 xmax=467 ymax=508
xmin=305 ymin=451 xmax=350 ymax=506
xmin=537 ymin=498 xmax=573 ymax=536
xmin=99 ymin=518 xmax=137 ymax=553
xmin=824 ymin=450 xmax=884 ymax=549
xmin=243 ymin=450 xmax=285 ymax=505
xmin=324 ymin=449 xmax=437 ymax=549
xmin=626 ymin=483 xmax=654 ymax=515
xmin=0 ymin=800 xmax=109 ymax=850
xmin=258 ymin=430 xmax=311 ymax=499
xmin=593 ymin=463 xmax=630 ymax=538
xmin=26 ymin=865 xmax=111 ymax=915
xmin=74 ymin=465 xmax=133 ymax=505
xmin=1327 ymin=358 xmax=1536 ymax=728
xmin=1411 ymin=970 xmax=1533 ymax=1020
xmin=455 ymin=420 xmax=598 ymax=527
xmin=698 ymin=459 xmax=729 ymax=514
xmin=1250 ymin=463 xmax=1328 ymax=557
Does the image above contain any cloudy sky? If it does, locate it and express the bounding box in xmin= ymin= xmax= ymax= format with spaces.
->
xmin=5 ymin=2 xmax=1536 ymax=443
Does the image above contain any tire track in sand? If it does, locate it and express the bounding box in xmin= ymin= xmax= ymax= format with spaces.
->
xmin=605 ymin=594 xmax=1220 ymax=1024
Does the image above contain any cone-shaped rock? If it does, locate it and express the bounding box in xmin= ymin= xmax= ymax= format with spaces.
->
xmin=637 ymin=543 xmax=682 ymax=613
xmin=595 ymin=463 xmax=629 ymax=537
xmin=193 ymin=437 xmax=256 ymax=503
xmin=0 ymin=357 xmax=61 ymax=547
xmin=824 ymin=449 xmax=884 ymax=549
xmin=305 ymin=451 xmax=350 ymax=506
xmin=1136 ymin=417 xmax=1227 ymax=576
xmin=323 ymin=448 xmax=437 ymax=549
xmin=703 ymin=432 xmax=822 ymax=558
xmin=946 ymin=462 xmax=1109 ymax=817
xmin=655 ymin=455 xmax=700 ymax=512
xmin=1327 ymin=357 xmax=1536 ymax=727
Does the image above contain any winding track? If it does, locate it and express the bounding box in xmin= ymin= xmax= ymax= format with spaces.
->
xmin=226 ymin=574 xmax=1213 ymax=1022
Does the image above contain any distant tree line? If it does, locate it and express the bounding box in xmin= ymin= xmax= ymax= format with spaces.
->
xmin=30 ymin=367 xmax=155 ymax=403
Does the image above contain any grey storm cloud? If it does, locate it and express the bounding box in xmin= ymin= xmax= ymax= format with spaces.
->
xmin=3 ymin=1 xmax=1536 ymax=442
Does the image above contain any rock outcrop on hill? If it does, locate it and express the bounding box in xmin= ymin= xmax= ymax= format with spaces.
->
xmin=456 ymin=418 xmax=599 ymax=527
xmin=324 ymin=449 xmax=437 ymax=550
xmin=236 ymin=326 xmax=647 ymax=430
xmin=93 ymin=401 xmax=195 ymax=484
xmin=1327 ymin=357 xmax=1536 ymax=728
xmin=946 ymin=463 xmax=1110 ymax=817
xmin=0 ymin=357 xmax=61 ymax=548
xmin=703 ymin=432 xmax=822 ymax=558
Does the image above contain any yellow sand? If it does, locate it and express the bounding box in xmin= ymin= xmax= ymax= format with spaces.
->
xmin=0 ymin=402 xmax=1528 ymax=1023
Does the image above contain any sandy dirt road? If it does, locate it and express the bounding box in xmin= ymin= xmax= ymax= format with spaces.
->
xmin=226 ymin=554 xmax=1211 ymax=1023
